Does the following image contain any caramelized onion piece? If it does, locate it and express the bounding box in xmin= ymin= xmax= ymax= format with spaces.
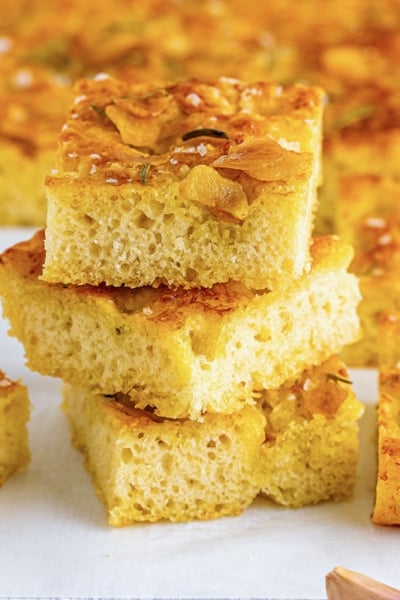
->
xmin=211 ymin=137 xmax=310 ymax=181
xmin=105 ymin=104 xmax=160 ymax=147
xmin=179 ymin=164 xmax=248 ymax=223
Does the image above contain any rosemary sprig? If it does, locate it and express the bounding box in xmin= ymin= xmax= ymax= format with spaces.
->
xmin=90 ymin=104 xmax=108 ymax=118
xmin=327 ymin=373 xmax=353 ymax=385
xmin=334 ymin=104 xmax=375 ymax=130
xmin=139 ymin=163 xmax=151 ymax=184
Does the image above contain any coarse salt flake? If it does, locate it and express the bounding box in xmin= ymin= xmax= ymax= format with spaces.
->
xmin=277 ymin=138 xmax=300 ymax=152
xmin=197 ymin=143 xmax=208 ymax=156
xmin=303 ymin=378 xmax=313 ymax=391
xmin=378 ymin=233 xmax=392 ymax=245
xmin=185 ymin=92 xmax=202 ymax=107
xmin=0 ymin=37 xmax=12 ymax=53
xmin=219 ymin=76 xmax=240 ymax=85
xmin=13 ymin=69 xmax=33 ymax=88
xmin=93 ymin=72 xmax=111 ymax=81
xmin=387 ymin=313 xmax=399 ymax=322
xmin=365 ymin=217 xmax=386 ymax=228
xmin=74 ymin=94 xmax=87 ymax=105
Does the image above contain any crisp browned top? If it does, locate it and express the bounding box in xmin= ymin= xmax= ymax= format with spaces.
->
xmin=47 ymin=75 xmax=322 ymax=186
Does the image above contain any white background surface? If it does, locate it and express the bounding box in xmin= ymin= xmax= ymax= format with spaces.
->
xmin=0 ymin=228 xmax=399 ymax=600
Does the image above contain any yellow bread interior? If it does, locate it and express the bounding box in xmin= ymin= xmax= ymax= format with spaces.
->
xmin=0 ymin=230 xmax=361 ymax=420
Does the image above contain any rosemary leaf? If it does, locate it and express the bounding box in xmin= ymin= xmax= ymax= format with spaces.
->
xmin=90 ymin=104 xmax=107 ymax=118
xmin=327 ymin=373 xmax=353 ymax=385
xmin=334 ymin=104 xmax=375 ymax=130
xmin=139 ymin=163 xmax=151 ymax=184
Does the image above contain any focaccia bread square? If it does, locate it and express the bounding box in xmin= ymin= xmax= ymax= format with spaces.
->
xmin=338 ymin=189 xmax=400 ymax=367
xmin=259 ymin=355 xmax=364 ymax=507
xmin=372 ymin=312 xmax=400 ymax=526
xmin=62 ymin=389 xmax=265 ymax=525
xmin=0 ymin=370 xmax=31 ymax=485
xmin=62 ymin=355 xmax=363 ymax=525
xmin=0 ymin=230 xmax=361 ymax=420
xmin=42 ymin=75 xmax=325 ymax=291
xmin=316 ymin=78 xmax=400 ymax=232
xmin=342 ymin=272 xmax=400 ymax=367
xmin=0 ymin=55 xmax=73 ymax=225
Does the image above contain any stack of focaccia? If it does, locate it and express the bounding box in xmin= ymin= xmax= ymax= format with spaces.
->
xmin=0 ymin=75 xmax=364 ymax=525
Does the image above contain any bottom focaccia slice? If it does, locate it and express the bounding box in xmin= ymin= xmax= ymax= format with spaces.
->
xmin=0 ymin=370 xmax=31 ymax=485
xmin=0 ymin=230 xmax=361 ymax=420
xmin=62 ymin=356 xmax=363 ymax=525
xmin=259 ymin=355 xmax=364 ymax=507
xmin=372 ymin=312 xmax=400 ymax=526
xmin=62 ymin=387 xmax=266 ymax=525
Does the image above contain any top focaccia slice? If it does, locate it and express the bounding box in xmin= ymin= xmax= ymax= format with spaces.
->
xmin=42 ymin=75 xmax=324 ymax=291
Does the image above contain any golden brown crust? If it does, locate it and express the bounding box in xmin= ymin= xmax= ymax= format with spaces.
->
xmin=49 ymin=75 xmax=323 ymax=185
